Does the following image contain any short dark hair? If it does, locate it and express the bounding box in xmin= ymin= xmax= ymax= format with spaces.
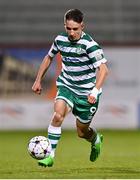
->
xmin=64 ymin=9 xmax=84 ymax=23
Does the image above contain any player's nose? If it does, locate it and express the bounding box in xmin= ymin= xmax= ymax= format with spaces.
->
xmin=70 ymin=30 xmax=74 ymax=36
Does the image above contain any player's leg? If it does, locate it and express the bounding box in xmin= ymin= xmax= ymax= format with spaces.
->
xmin=49 ymin=99 xmax=71 ymax=158
xmin=38 ymin=99 xmax=71 ymax=167
xmin=76 ymin=120 xmax=103 ymax=162
xmin=76 ymin=120 xmax=97 ymax=142
xmin=74 ymin=94 xmax=103 ymax=162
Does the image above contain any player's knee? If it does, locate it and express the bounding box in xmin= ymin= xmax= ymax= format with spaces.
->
xmin=53 ymin=112 xmax=64 ymax=125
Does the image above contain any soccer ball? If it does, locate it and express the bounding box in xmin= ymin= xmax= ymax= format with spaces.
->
xmin=27 ymin=136 xmax=52 ymax=160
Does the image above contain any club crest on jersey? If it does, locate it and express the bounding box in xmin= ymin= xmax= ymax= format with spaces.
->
xmin=76 ymin=46 xmax=83 ymax=54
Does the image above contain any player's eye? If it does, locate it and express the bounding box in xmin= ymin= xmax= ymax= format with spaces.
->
xmin=66 ymin=27 xmax=71 ymax=30
xmin=66 ymin=27 xmax=78 ymax=31
xmin=73 ymin=28 xmax=78 ymax=31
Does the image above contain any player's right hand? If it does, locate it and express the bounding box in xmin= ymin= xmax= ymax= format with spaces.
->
xmin=32 ymin=81 xmax=42 ymax=95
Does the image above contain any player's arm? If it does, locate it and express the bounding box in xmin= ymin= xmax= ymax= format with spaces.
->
xmin=95 ymin=63 xmax=108 ymax=90
xmin=32 ymin=55 xmax=53 ymax=95
xmin=88 ymin=63 xmax=108 ymax=104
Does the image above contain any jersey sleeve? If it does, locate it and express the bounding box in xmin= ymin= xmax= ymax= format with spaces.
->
xmin=48 ymin=37 xmax=59 ymax=58
xmin=86 ymin=41 xmax=107 ymax=68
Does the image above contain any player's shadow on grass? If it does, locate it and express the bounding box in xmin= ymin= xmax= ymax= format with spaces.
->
xmin=75 ymin=167 xmax=140 ymax=173
xmin=39 ymin=166 xmax=140 ymax=175
xmin=53 ymin=167 xmax=140 ymax=179
xmin=23 ymin=167 xmax=140 ymax=175
xmin=46 ymin=167 xmax=140 ymax=178
xmin=1 ymin=167 xmax=140 ymax=179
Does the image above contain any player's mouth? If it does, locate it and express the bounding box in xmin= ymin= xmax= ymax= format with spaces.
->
xmin=69 ymin=35 xmax=75 ymax=41
xmin=68 ymin=35 xmax=79 ymax=43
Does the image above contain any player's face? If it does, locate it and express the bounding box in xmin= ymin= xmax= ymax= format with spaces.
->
xmin=64 ymin=20 xmax=84 ymax=42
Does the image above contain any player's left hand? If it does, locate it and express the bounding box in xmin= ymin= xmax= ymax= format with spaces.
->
xmin=88 ymin=94 xmax=96 ymax=104
xmin=88 ymin=87 xmax=99 ymax=104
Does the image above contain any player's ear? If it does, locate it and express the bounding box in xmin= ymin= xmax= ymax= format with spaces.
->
xmin=81 ymin=22 xmax=84 ymax=30
xmin=64 ymin=23 xmax=66 ymax=30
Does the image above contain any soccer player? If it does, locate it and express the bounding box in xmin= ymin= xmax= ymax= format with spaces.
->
xmin=32 ymin=9 xmax=109 ymax=167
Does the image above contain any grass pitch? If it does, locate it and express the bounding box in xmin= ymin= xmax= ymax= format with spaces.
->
xmin=0 ymin=129 xmax=140 ymax=179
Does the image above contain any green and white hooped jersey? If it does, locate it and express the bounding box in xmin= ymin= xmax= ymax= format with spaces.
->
xmin=48 ymin=32 xmax=107 ymax=96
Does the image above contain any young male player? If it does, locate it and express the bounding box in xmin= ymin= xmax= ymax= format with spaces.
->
xmin=32 ymin=9 xmax=108 ymax=167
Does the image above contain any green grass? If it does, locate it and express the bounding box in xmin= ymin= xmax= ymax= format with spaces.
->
xmin=0 ymin=129 xmax=140 ymax=179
